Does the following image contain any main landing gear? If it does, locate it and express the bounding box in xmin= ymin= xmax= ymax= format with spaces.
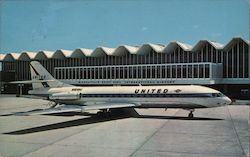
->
xmin=97 ymin=109 xmax=111 ymax=117
xmin=188 ymin=109 xmax=195 ymax=118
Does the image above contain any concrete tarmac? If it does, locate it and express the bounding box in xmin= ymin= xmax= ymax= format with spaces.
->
xmin=0 ymin=95 xmax=249 ymax=157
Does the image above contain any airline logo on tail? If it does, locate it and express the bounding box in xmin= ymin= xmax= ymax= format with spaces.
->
xmin=31 ymin=75 xmax=46 ymax=80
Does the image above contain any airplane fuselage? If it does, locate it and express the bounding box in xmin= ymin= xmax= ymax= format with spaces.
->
xmin=29 ymin=85 xmax=231 ymax=109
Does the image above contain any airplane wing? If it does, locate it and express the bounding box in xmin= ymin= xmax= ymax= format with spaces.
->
xmin=15 ymin=105 xmax=83 ymax=116
xmin=82 ymin=103 xmax=137 ymax=110
xmin=14 ymin=103 xmax=138 ymax=116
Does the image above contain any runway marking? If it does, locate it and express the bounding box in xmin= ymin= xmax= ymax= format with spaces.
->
xmin=131 ymin=149 xmax=243 ymax=157
xmin=226 ymin=106 xmax=247 ymax=157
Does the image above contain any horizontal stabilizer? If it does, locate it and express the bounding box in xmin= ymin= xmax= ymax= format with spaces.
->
xmin=10 ymin=80 xmax=55 ymax=84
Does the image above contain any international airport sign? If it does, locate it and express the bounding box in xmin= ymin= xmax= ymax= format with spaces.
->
xmin=60 ymin=78 xmax=221 ymax=85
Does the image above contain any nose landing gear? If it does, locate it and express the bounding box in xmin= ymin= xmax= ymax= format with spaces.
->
xmin=188 ymin=109 xmax=195 ymax=118
xmin=188 ymin=111 xmax=194 ymax=118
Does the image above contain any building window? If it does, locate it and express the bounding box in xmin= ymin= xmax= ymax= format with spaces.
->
xmin=107 ymin=67 xmax=111 ymax=79
xmin=172 ymin=65 xmax=176 ymax=78
xmin=129 ymin=67 xmax=133 ymax=79
xmin=161 ymin=65 xmax=166 ymax=79
xmin=205 ymin=64 xmax=210 ymax=78
xmin=91 ymin=68 xmax=95 ymax=79
xmin=177 ymin=65 xmax=181 ymax=78
xmin=152 ymin=66 xmax=156 ymax=78
xmin=228 ymin=49 xmax=233 ymax=78
xmin=146 ymin=66 xmax=150 ymax=79
xmin=80 ymin=68 xmax=84 ymax=79
xmin=142 ymin=66 xmax=146 ymax=78
xmin=244 ymin=42 xmax=249 ymax=78
xmin=182 ymin=65 xmax=187 ymax=78
xmin=120 ymin=67 xmax=123 ymax=79
xmin=193 ymin=65 xmax=198 ymax=78
xmin=157 ymin=66 xmax=161 ymax=78
xmin=124 ymin=67 xmax=128 ymax=79
xmin=115 ymin=67 xmax=119 ymax=79
xmin=166 ymin=65 xmax=170 ymax=78
xmin=136 ymin=66 xmax=142 ymax=79
xmin=199 ymin=64 xmax=204 ymax=78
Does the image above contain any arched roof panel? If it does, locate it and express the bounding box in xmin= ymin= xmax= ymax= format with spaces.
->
xmin=92 ymin=47 xmax=115 ymax=57
xmin=3 ymin=53 xmax=20 ymax=61
xmin=112 ymin=45 xmax=139 ymax=56
xmin=100 ymin=47 xmax=116 ymax=56
xmin=71 ymin=48 xmax=94 ymax=58
xmin=0 ymin=54 xmax=6 ymax=61
xmin=163 ymin=41 xmax=192 ymax=53
xmin=18 ymin=51 xmax=36 ymax=61
xmin=223 ymin=37 xmax=250 ymax=51
xmin=79 ymin=48 xmax=94 ymax=57
xmin=35 ymin=51 xmax=54 ymax=60
xmin=136 ymin=43 xmax=165 ymax=55
xmin=192 ymin=40 xmax=224 ymax=51
xmin=52 ymin=49 xmax=73 ymax=59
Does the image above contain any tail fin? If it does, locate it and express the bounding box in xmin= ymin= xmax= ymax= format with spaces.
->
xmin=30 ymin=61 xmax=71 ymax=89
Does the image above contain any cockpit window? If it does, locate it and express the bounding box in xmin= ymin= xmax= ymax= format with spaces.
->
xmin=212 ymin=93 xmax=224 ymax=97
xmin=218 ymin=93 xmax=225 ymax=97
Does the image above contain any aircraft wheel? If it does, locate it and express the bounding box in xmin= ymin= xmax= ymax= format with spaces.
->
xmin=97 ymin=110 xmax=111 ymax=117
xmin=188 ymin=112 xmax=194 ymax=118
xmin=97 ymin=111 xmax=104 ymax=117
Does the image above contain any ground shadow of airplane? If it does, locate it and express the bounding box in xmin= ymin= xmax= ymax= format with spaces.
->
xmin=3 ymin=109 xmax=223 ymax=135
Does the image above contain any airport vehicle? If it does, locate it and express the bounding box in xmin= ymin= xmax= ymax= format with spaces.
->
xmin=13 ymin=61 xmax=232 ymax=118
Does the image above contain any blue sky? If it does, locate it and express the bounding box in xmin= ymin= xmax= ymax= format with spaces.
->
xmin=0 ymin=0 xmax=249 ymax=53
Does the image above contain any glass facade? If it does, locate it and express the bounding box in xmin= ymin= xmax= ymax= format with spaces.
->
xmin=0 ymin=38 xmax=249 ymax=85
xmin=55 ymin=63 xmax=218 ymax=80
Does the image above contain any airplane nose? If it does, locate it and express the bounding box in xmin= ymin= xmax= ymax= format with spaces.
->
xmin=224 ymin=97 xmax=232 ymax=105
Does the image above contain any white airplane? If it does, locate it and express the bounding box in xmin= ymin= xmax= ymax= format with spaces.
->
xmin=13 ymin=61 xmax=232 ymax=118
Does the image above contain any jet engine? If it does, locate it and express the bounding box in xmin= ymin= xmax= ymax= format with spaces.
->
xmin=49 ymin=92 xmax=80 ymax=100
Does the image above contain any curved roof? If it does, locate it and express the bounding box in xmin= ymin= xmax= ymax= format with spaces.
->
xmin=92 ymin=47 xmax=114 ymax=57
xmin=0 ymin=54 xmax=6 ymax=61
xmin=0 ymin=37 xmax=247 ymax=61
xmin=223 ymin=37 xmax=250 ymax=51
xmin=3 ymin=53 xmax=21 ymax=61
xmin=137 ymin=43 xmax=165 ymax=55
xmin=192 ymin=40 xmax=224 ymax=51
xmin=35 ymin=51 xmax=54 ymax=60
xmin=113 ymin=45 xmax=139 ymax=56
xmin=52 ymin=49 xmax=73 ymax=59
xmin=163 ymin=41 xmax=192 ymax=53
xmin=72 ymin=48 xmax=93 ymax=57
xmin=18 ymin=51 xmax=36 ymax=61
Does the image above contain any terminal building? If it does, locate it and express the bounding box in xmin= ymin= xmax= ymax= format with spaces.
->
xmin=0 ymin=37 xmax=249 ymax=99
